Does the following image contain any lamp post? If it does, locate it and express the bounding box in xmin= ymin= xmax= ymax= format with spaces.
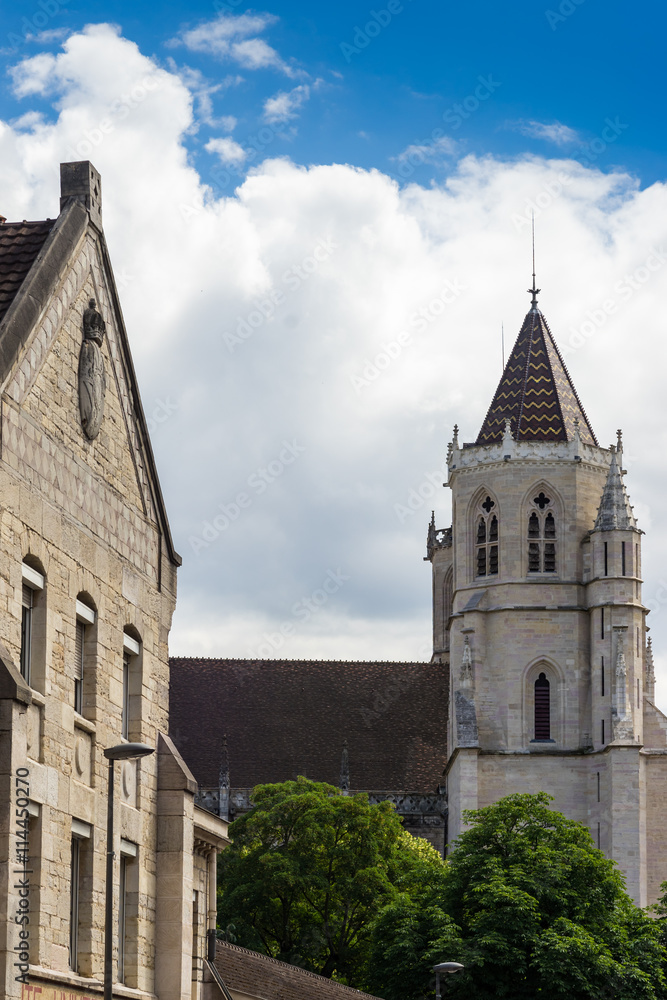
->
xmin=103 ymin=743 xmax=154 ymax=1000
xmin=433 ymin=961 xmax=464 ymax=999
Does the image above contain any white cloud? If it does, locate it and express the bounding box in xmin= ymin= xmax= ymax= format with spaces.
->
xmin=171 ymin=12 xmax=304 ymax=78
xmin=263 ymin=84 xmax=310 ymax=124
xmin=508 ymin=119 xmax=580 ymax=146
xmin=395 ymin=134 xmax=459 ymax=165
xmin=10 ymin=51 xmax=58 ymax=96
xmin=4 ymin=26 xmax=667 ymax=716
xmin=206 ymin=135 xmax=247 ymax=166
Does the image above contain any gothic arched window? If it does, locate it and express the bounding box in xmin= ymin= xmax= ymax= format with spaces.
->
xmin=534 ymin=672 xmax=550 ymax=740
xmin=527 ymin=491 xmax=557 ymax=574
xmin=475 ymin=495 xmax=499 ymax=578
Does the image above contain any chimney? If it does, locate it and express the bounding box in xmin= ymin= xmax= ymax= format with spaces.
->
xmin=60 ymin=160 xmax=102 ymax=230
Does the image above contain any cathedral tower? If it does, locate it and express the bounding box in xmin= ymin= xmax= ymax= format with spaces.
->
xmin=427 ymin=283 xmax=667 ymax=906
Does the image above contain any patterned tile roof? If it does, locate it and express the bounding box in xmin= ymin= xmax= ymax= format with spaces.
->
xmin=0 ymin=220 xmax=56 ymax=324
xmin=169 ymin=658 xmax=448 ymax=793
xmin=476 ymin=308 xmax=597 ymax=446
xmin=213 ymin=941 xmax=381 ymax=999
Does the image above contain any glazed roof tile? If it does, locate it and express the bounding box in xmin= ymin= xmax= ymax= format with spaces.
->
xmin=214 ymin=941 xmax=381 ymax=999
xmin=0 ymin=220 xmax=56 ymax=324
xmin=169 ymin=658 xmax=448 ymax=793
xmin=476 ymin=308 xmax=597 ymax=446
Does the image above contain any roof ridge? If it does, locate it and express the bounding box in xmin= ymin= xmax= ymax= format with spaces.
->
xmin=215 ymin=941 xmax=379 ymax=996
xmin=169 ymin=657 xmax=431 ymax=665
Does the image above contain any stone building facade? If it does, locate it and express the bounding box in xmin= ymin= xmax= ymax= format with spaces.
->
xmin=0 ymin=162 xmax=227 ymax=1000
xmin=427 ymin=290 xmax=667 ymax=906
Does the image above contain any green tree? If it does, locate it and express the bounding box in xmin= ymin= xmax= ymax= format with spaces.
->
xmin=364 ymin=793 xmax=666 ymax=1000
xmin=216 ymin=777 xmax=444 ymax=982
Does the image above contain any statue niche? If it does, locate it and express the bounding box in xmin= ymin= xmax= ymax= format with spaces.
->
xmin=78 ymin=297 xmax=106 ymax=440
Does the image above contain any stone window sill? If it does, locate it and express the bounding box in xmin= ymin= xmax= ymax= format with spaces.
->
xmin=74 ymin=712 xmax=96 ymax=734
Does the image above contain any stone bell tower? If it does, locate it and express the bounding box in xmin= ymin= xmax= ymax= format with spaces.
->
xmin=426 ymin=277 xmax=667 ymax=906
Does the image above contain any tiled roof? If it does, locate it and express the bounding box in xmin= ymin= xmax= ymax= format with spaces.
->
xmin=0 ymin=220 xmax=56 ymax=325
xmin=476 ymin=308 xmax=597 ymax=445
xmin=214 ymin=940 xmax=381 ymax=999
xmin=169 ymin=658 xmax=448 ymax=793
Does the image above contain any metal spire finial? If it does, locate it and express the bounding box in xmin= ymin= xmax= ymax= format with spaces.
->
xmin=527 ymin=212 xmax=540 ymax=309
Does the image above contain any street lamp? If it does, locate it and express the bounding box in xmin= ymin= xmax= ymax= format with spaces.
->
xmin=433 ymin=961 xmax=464 ymax=999
xmin=103 ymin=743 xmax=154 ymax=1000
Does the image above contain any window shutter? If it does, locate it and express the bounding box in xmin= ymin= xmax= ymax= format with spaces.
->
xmin=22 ymin=584 xmax=33 ymax=610
xmin=74 ymin=621 xmax=85 ymax=681
xmin=534 ymin=673 xmax=550 ymax=740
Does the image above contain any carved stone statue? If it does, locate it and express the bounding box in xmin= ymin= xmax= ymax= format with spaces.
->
xmin=78 ymin=297 xmax=106 ymax=439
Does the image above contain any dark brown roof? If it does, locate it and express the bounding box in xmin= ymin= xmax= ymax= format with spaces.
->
xmin=0 ymin=220 xmax=56 ymax=324
xmin=476 ymin=308 xmax=597 ymax=445
xmin=169 ymin=658 xmax=448 ymax=793
xmin=214 ymin=940 xmax=381 ymax=999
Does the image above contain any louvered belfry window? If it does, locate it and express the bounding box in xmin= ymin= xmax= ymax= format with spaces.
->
xmin=534 ymin=672 xmax=551 ymax=740
xmin=475 ymin=496 xmax=499 ymax=578
xmin=527 ymin=493 xmax=557 ymax=574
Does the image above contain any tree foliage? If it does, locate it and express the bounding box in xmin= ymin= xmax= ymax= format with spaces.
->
xmin=216 ymin=777 xmax=444 ymax=981
xmin=364 ymin=793 xmax=667 ymax=1000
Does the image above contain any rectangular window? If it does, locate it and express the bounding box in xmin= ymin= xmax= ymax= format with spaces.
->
xmin=600 ymin=607 xmax=604 ymax=640
xmin=636 ymin=543 xmax=639 ymax=575
xmin=597 ymin=821 xmax=601 ymax=849
xmin=119 ymin=856 xmax=128 ymax=983
xmin=74 ymin=600 xmax=95 ymax=717
xmin=21 ymin=584 xmax=33 ymax=683
xmin=604 ymin=542 xmax=608 ymax=576
xmin=601 ymin=656 xmax=605 ymax=697
xmin=122 ymin=652 xmax=130 ymax=740
xmin=637 ymin=677 xmax=640 ymax=709
xmin=622 ymin=541 xmax=626 ymax=576
xmin=597 ymin=771 xmax=600 ymax=802
xmin=74 ymin=620 xmax=85 ymax=715
xmin=601 ymin=718 xmax=605 ymax=744
xmin=637 ymin=627 xmax=640 ymax=656
xmin=476 ymin=547 xmax=486 ymax=577
xmin=192 ymin=890 xmax=200 ymax=982
xmin=69 ymin=837 xmax=81 ymax=971
xmin=488 ymin=545 xmax=498 ymax=575
xmin=119 ymin=839 xmax=138 ymax=987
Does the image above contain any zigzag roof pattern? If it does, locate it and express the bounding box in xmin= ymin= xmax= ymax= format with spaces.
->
xmin=476 ymin=308 xmax=597 ymax=446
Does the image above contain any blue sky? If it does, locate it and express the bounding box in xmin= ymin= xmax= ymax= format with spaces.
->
xmin=2 ymin=1 xmax=667 ymax=710
xmin=2 ymin=0 xmax=664 ymax=191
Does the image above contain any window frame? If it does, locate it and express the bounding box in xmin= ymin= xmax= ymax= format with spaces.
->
xmin=526 ymin=492 xmax=558 ymax=576
xmin=74 ymin=599 xmax=96 ymax=718
xmin=20 ymin=563 xmax=45 ymax=685
xmin=473 ymin=494 xmax=500 ymax=580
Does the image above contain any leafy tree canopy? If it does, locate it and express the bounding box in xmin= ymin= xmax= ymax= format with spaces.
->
xmin=216 ymin=777 xmax=445 ymax=982
xmin=364 ymin=793 xmax=667 ymax=1000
